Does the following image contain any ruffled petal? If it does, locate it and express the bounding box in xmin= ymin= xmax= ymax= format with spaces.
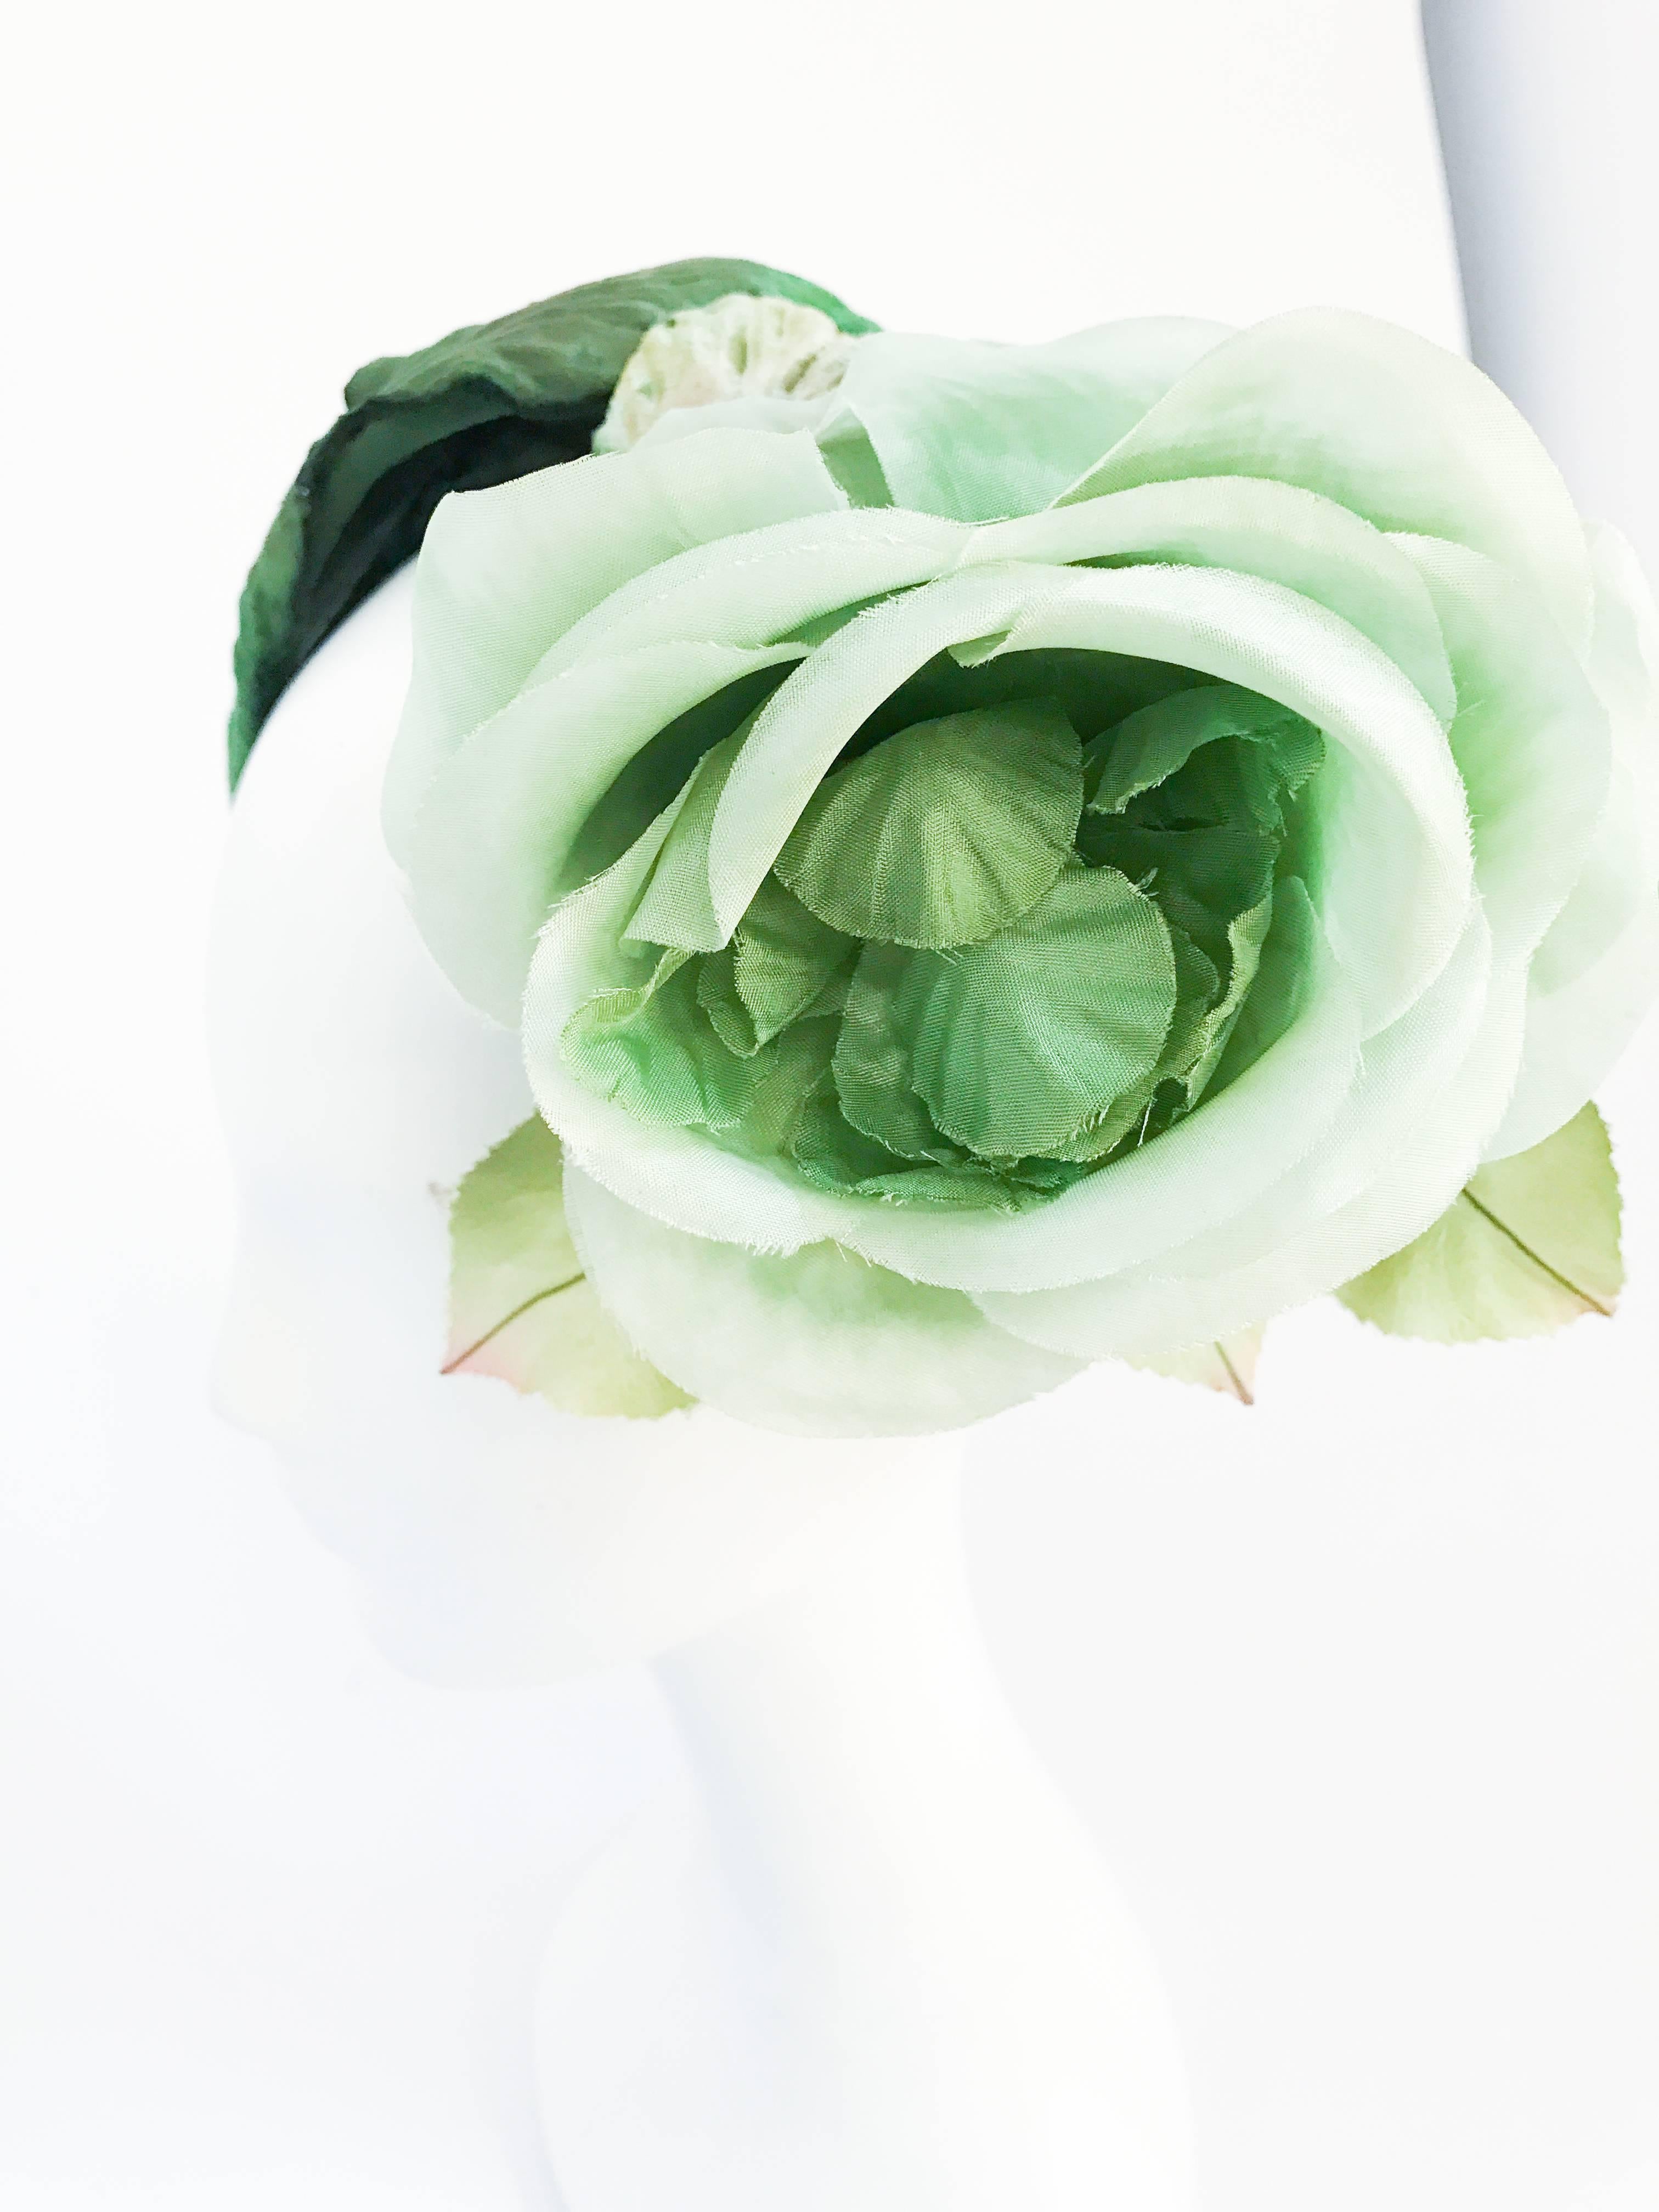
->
xmin=950 ymin=563 xmax=1472 ymax=1035
xmin=706 ymin=563 xmax=1072 ymax=940
xmin=562 ymin=1165 xmax=1083 ymax=1437
xmin=1486 ymin=521 xmax=1659 ymax=1158
xmin=968 ymin=475 xmax=1457 ymax=725
xmin=532 ymin=862 xmax=1365 ymax=1300
xmin=1061 ymin=309 xmax=1594 ymax=655
xmin=815 ymin=318 xmax=1232 ymax=522
xmin=775 ymin=701 xmax=1083 ymax=949
xmin=383 ymin=428 xmax=847 ymax=866
xmin=977 ymin=910 xmax=1511 ymax=1357
xmin=529 ymin=507 xmax=970 ymax=677
xmin=1392 ymin=534 xmax=1610 ymax=961
xmin=408 ymin=644 xmax=802 ymax=1023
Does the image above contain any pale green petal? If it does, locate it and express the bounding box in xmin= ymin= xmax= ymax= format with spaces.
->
xmin=530 ymin=838 xmax=1364 ymax=1298
xmin=707 ymin=564 xmax=1069 ymax=940
xmin=1034 ymin=922 xmax=1221 ymax=1165
xmin=816 ymin=319 xmax=1231 ymax=522
xmin=907 ymin=867 xmax=1176 ymax=1158
xmin=1487 ymin=891 xmax=1659 ymax=1165
xmin=1487 ymin=522 xmax=1659 ymax=1159
xmin=407 ymin=644 xmax=800 ymax=1023
xmin=977 ymin=911 xmax=1507 ymax=1355
xmin=1336 ymin=1105 xmax=1621 ymax=1341
xmin=1076 ymin=816 xmax=1276 ymax=975
xmin=957 ymin=562 xmax=1472 ymax=1036
xmin=529 ymin=508 xmax=969 ymax=679
xmin=562 ymin=947 xmax=764 ymax=1131
xmin=832 ymin=943 xmax=962 ymax=1161
xmin=384 ymin=427 xmax=846 ymax=866
xmin=630 ymin=393 xmax=840 ymax=445
xmin=826 ymin=875 xmax=1357 ymax=1295
xmin=791 ymin=1091 xmax=1022 ymax=1211
xmin=562 ymin=1165 xmax=1084 ymax=1437
xmin=523 ymin=802 xmax=852 ymax=1257
xmin=966 ymin=475 xmax=1457 ymax=724
xmin=1084 ymin=682 xmax=1321 ymax=820
xmin=717 ymin=1015 xmax=841 ymax=1158
xmin=1059 ymin=308 xmax=1594 ymax=654
xmin=1392 ymin=533 xmax=1609 ymax=959
xmin=1184 ymin=893 xmax=1273 ymax=1100
xmin=623 ymin=724 xmax=749 ymax=951
xmin=446 ymin=1116 xmax=690 ymax=1417
xmin=775 ymin=702 xmax=1083 ymax=948
xmin=696 ymin=878 xmax=855 ymax=1054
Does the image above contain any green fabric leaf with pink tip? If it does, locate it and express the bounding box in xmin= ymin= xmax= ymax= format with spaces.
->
xmin=1336 ymin=1104 xmax=1622 ymax=1342
xmin=447 ymin=1117 xmax=690 ymax=1418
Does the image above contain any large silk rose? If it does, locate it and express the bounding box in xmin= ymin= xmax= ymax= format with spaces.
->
xmin=386 ymin=297 xmax=1659 ymax=1436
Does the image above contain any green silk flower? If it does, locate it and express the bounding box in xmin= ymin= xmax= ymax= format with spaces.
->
xmin=379 ymin=289 xmax=1659 ymax=1436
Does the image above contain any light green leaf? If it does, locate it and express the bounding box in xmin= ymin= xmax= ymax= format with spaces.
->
xmin=446 ymin=1118 xmax=691 ymax=1418
xmin=1336 ymin=1103 xmax=1622 ymax=1341
xmin=909 ymin=864 xmax=1177 ymax=1159
xmin=775 ymin=702 xmax=1084 ymax=949
xmin=1124 ymin=1329 xmax=1263 ymax=1402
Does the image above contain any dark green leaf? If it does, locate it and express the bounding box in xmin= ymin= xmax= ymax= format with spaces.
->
xmin=229 ymin=257 xmax=877 ymax=785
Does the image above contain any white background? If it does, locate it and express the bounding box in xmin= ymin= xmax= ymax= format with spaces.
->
xmin=3 ymin=2 xmax=1656 ymax=2207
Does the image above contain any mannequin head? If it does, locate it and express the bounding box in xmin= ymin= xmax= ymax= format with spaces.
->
xmin=208 ymin=567 xmax=951 ymax=1686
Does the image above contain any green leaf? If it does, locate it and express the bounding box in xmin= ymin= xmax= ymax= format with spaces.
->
xmin=228 ymin=256 xmax=877 ymax=786
xmin=1124 ymin=1329 xmax=1263 ymax=1402
xmin=446 ymin=1117 xmax=690 ymax=1418
xmin=1336 ymin=1104 xmax=1623 ymax=1341
xmin=775 ymin=702 xmax=1084 ymax=948
xmin=906 ymin=864 xmax=1178 ymax=1160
